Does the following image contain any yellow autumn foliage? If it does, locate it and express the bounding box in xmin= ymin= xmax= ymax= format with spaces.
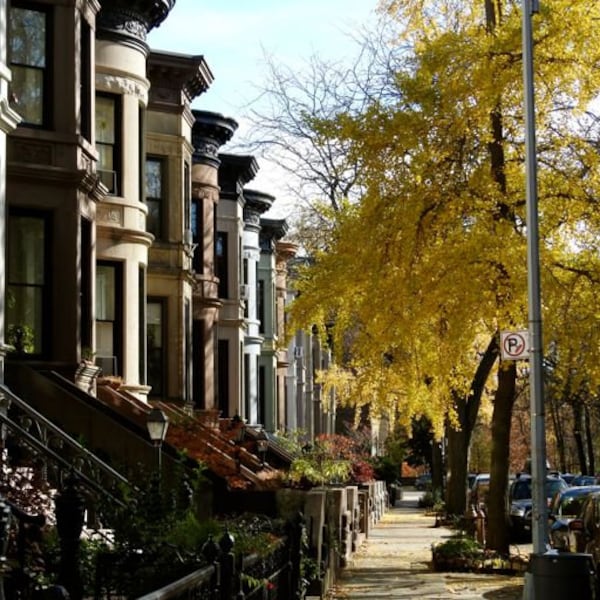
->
xmin=288 ymin=0 xmax=600 ymax=433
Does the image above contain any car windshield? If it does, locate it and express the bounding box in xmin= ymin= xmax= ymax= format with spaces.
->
xmin=547 ymin=480 xmax=566 ymax=497
xmin=512 ymin=480 xmax=531 ymax=500
xmin=512 ymin=478 xmax=566 ymax=501
xmin=558 ymin=495 xmax=586 ymax=518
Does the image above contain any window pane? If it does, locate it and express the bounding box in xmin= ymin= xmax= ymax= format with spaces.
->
xmin=6 ymin=285 xmax=43 ymax=354
xmin=97 ymin=143 xmax=114 ymax=172
xmin=96 ymin=265 xmax=115 ymax=320
xmin=96 ymin=96 xmax=115 ymax=144
xmin=8 ymin=216 xmax=45 ymax=284
xmin=96 ymin=321 xmax=114 ymax=356
xmin=147 ymin=301 xmax=163 ymax=395
xmin=147 ymin=302 xmax=162 ymax=348
xmin=191 ymin=201 xmax=198 ymax=238
xmin=146 ymin=200 xmax=160 ymax=238
xmin=11 ymin=66 xmax=43 ymax=125
xmin=145 ymin=159 xmax=162 ymax=198
xmin=10 ymin=7 xmax=46 ymax=67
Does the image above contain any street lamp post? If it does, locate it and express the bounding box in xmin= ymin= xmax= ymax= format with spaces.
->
xmin=522 ymin=0 xmax=548 ymax=555
xmin=146 ymin=407 xmax=169 ymax=474
xmin=231 ymin=415 xmax=246 ymax=472
xmin=256 ymin=429 xmax=269 ymax=466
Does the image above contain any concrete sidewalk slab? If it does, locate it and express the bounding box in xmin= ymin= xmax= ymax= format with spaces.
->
xmin=328 ymin=493 xmax=525 ymax=599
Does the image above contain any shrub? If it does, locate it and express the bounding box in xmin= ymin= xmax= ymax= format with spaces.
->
xmin=433 ymin=534 xmax=484 ymax=560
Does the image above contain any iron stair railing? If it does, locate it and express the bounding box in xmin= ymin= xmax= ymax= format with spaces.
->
xmin=0 ymin=382 xmax=129 ymax=508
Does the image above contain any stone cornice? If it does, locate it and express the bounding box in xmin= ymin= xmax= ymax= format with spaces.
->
xmin=260 ymin=218 xmax=289 ymax=253
xmin=218 ymin=153 xmax=260 ymax=197
xmin=276 ymin=240 xmax=299 ymax=261
xmin=243 ymin=189 xmax=275 ymax=218
xmin=191 ymin=110 xmax=238 ymax=169
xmin=97 ymin=224 xmax=154 ymax=248
xmin=97 ymin=0 xmax=175 ymax=54
xmin=148 ymin=51 xmax=213 ymax=107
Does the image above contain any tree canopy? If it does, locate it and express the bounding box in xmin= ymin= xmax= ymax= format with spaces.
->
xmin=287 ymin=0 xmax=600 ymax=437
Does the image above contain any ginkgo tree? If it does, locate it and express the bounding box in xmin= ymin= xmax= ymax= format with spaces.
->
xmin=286 ymin=0 xmax=600 ymax=553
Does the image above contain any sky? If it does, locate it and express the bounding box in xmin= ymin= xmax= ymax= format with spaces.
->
xmin=147 ymin=0 xmax=381 ymax=217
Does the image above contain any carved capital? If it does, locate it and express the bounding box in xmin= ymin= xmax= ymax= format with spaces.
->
xmin=97 ymin=0 xmax=175 ymax=49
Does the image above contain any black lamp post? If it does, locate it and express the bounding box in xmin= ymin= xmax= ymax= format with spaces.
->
xmin=256 ymin=429 xmax=268 ymax=466
xmin=231 ymin=415 xmax=245 ymax=472
xmin=146 ymin=407 xmax=169 ymax=473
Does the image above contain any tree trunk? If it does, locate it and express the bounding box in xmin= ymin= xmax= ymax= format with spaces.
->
xmin=446 ymin=425 xmax=470 ymax=514
xmin=485 ymin=361 xmax=516 ymax=553
xmin=585 ymin=404 xmax=595 ymax=475
xmin=573 ymin=400 xmax=587 ymax=474
xmin=548 ymin=390 xmax=566 ymax=472
xmin=431 ymin=438 xmax=444 ymax=499
xmin=445 ymin=334 xmax=499 ymax=516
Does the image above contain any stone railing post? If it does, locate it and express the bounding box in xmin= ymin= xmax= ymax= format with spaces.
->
xmin=0 ymin=498 xmax=11 ymax=600
xmin=218 ymin=529 xmax=236 ymax=600
xmin=201 ymin=534 xmax=221 ymax=600
xmin=54 ymin=474 xmax=85 ymax=600
xmin=288 ymin=512 xmax=305 ymax=600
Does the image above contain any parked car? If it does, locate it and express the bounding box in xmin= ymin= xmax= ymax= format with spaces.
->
xmin=568 ymin=491 xmax=600 ymax=573
xmin=548 ymin=485 xmax=600 ymax=552
xmin=559 ymin=472 xmax=576 ymax=486
xmin=414 ymin=473 xmax=432 ymax=491
xmin=570 ymin=474 xmax=599 ymax=487
xmin=509 ymin=473 xmax=568 ymax=541
xmin=469 ymin=473 xmax=490 ymax=509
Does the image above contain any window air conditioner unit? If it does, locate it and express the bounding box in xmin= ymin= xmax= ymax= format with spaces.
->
xmin=97 ymin=169 xmax=117 ymax=195
xmin=183 ymin=229 xmax=194 ymax=246
xmin=239 ymin=284 xmax=250 ymax=300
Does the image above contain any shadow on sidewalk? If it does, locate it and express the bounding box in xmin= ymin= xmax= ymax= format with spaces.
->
xmin=328 ymin=492 xmax=525 ymax=599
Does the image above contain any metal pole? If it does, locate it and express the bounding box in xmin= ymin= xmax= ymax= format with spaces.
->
xmin=522 ymin=0 xmax=547 ymax=556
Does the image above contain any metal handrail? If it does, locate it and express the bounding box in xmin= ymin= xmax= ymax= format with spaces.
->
xmin=0 ymin=383 xmax=129 ymax=507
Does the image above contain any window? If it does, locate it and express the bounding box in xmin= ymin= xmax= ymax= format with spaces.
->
xmin=80 ymin=19 xmax=92 ymax=140
xmin=191 ymin=198 xmax=203 ymax=271
xmin=184 ymin=163 xmax=190 ymax=232
xmin=258 ymin=279 xmax=265 ymax=333
xmin=216 ymin=231 xmax=228 ymax=297
xmin=147 ymin=300 xmax=165 ymax=396
xmin=6 ymin=212 xmax=49 ymax=355
xmin=145 ymin=157 xmax=165 ymax=239
xmin=217 ymin=339 xmax=229 ymax=416
xmin=9 ymin=4 xmax=50 ymax=126
xmin=96 ymin=262 xmax=122 ymax=373
xmin=139 ymin=265 xmax=146 ymax=384
xmin=96 ymin=94 xmax=121 ymax=194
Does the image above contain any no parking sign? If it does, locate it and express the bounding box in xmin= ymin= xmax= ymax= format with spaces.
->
xmin=500 ymin=330 xmax=530 ymax=361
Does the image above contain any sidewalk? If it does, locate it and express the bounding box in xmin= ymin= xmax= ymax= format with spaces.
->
xmin=328 ymin=492 xmax=525 ymax=599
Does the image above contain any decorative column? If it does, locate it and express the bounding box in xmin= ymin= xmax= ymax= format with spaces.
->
xmin=258 ymin=219 xmax=292 ymax=431
xmin=275 ymin=239 xmax=298 ymax=431
xmin=95 ymin=0 xmax=175 ymax=399
xmin=242 ymin=190 xmax=274 ymax=425
xmin=191 ymin=111 xmax=237 ymax=410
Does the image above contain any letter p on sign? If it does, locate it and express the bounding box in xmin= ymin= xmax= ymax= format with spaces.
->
xmin=500 ymin=330 xmax=530 ymax=361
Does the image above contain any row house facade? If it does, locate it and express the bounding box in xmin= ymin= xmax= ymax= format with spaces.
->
xmin=0 ymin=0 xmax=336 ymax=492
